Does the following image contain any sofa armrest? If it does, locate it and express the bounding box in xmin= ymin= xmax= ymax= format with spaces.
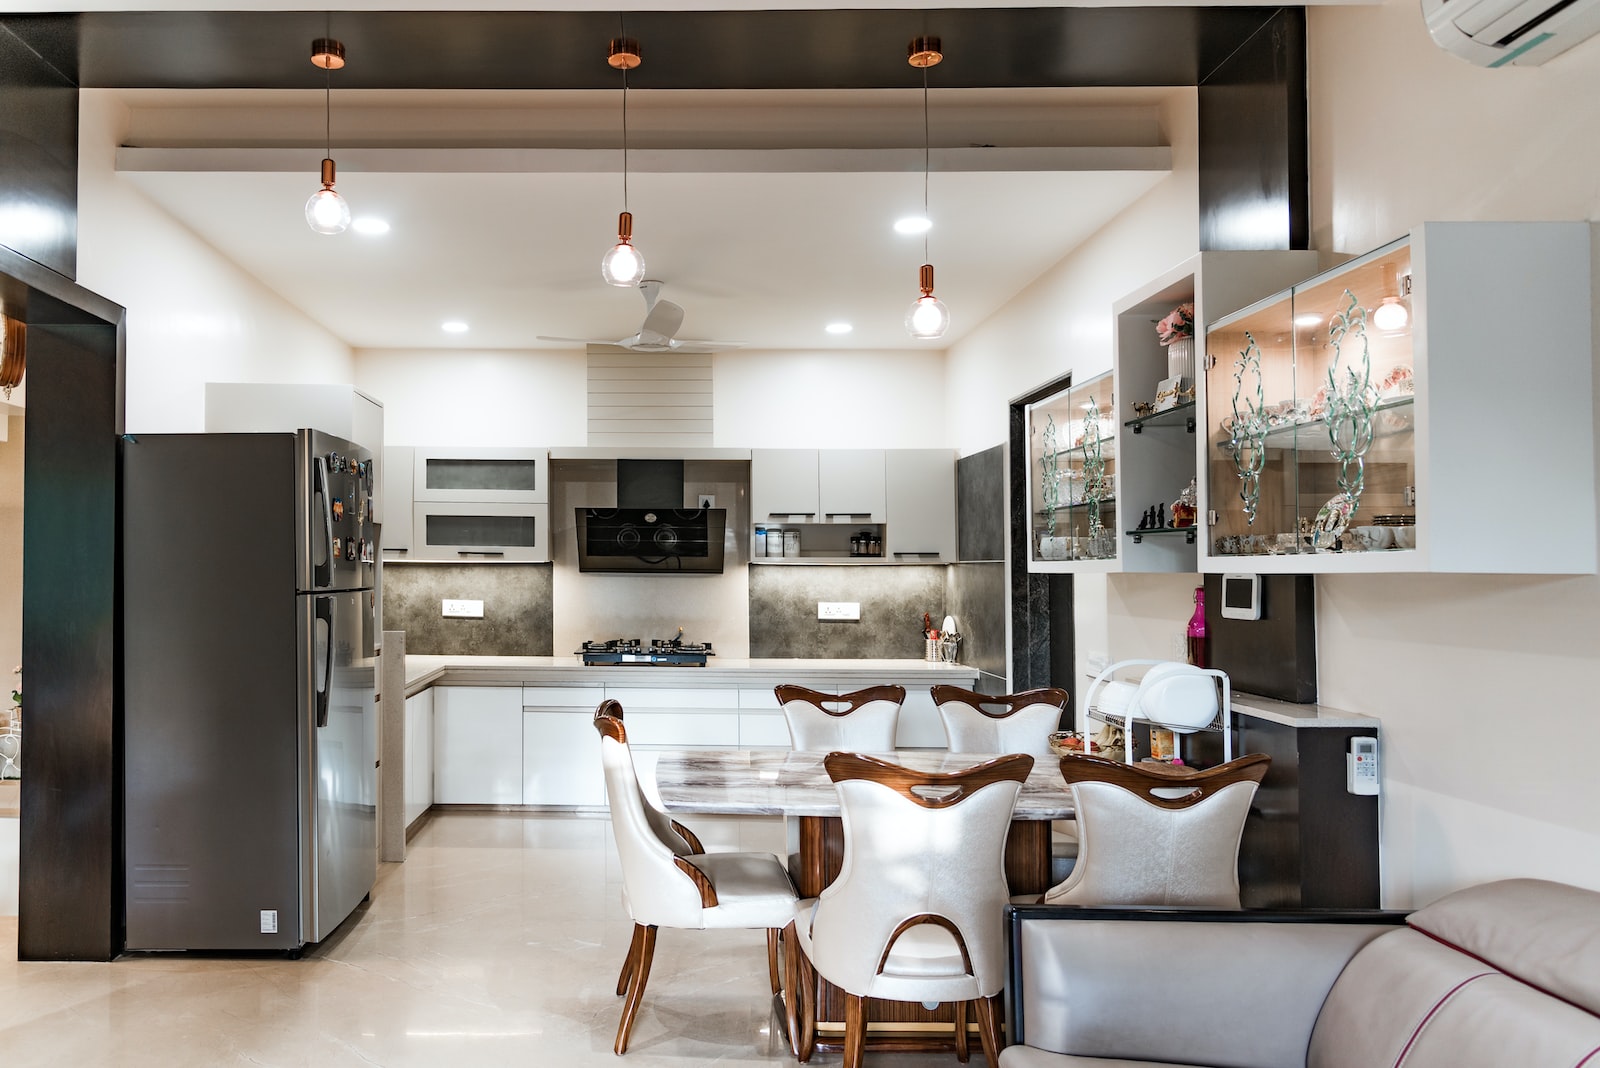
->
xmin=1006 ymin=905 xmax=1408 ymax=1068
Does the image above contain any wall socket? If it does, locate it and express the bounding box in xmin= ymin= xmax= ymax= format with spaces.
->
xmin=698 ymin=494 xmax=716 ymax=509
xmin=818 ymin=601 xmax=861 ymax=621
xmin=442 ymin=599 xmax=484 ymax=618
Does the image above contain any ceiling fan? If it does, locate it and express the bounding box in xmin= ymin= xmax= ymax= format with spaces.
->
xmin=538 ymin=280 xmax=745 ymax=354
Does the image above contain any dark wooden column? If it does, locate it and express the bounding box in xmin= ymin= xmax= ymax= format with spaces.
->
xmin=1198 ymin=7 xmax=1310 ymax=251
xmin=3 ymin=245 xmax=126 ymax=961
xmin=0 ymin=19 xmax=79 ymax=280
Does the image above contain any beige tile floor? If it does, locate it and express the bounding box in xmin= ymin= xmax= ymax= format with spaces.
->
xmin=0 ymin=811 xmax=966 ymax=1067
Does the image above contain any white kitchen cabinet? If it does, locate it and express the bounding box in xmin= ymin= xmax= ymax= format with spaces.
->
xmin=521 ymin=685 xmax=605 ymax=806
xmin=413 ymin=447 xmax=549 ymax=504
xmin=1200 ymin=222 xmax=1594 ymax=574
xmin=403 ymin=688 xmax=433 ymax=828
xmin=895 ymin=687 xmax=948 ymax=748
xmin=884 ymin=448 xmax=957 ymax=559
xmin=432 ymin=686 xmax=523 ymax=803
xmin=412 ymin=501 xmax=549 ymax=561
xmin=751 ymin=449 xmax=820 ymax=519
xmin=818 ymin=449 xmax=886 ymax=521
xmin=382 ymin=445 xmax=414 ymax=553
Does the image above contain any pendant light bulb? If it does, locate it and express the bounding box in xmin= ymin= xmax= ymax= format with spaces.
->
xmin=601 ymin=211 xmax=646 ymax=287
xmin=906 ymin=264 xmax=950 ymax=340
xmin=305 ymin=158 xmax=350 ymax=235
xmin=1372 ymin=295 xmax=1409 ymax=332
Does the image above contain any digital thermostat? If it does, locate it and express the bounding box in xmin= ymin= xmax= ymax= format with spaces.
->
xmin=1220 ymin=573 xmax=1262 ymax=620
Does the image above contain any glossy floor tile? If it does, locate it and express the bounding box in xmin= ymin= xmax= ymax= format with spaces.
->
xmin=0 ymin=812 xmax=966 ymax=1067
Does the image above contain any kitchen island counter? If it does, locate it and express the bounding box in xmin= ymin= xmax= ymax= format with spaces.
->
xmin=404 ymin=654 xmax=977 ymax=696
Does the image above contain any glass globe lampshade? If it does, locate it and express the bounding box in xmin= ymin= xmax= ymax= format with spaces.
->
xmin=1372 ymin=296 xmax=1409 ymax=332
xmin=601 ymin=211 xmax=646 ymax=287
xmin=305 ymin=159 xmax=350 ymax=235
xmin=905 ymin=264 xmax=950 ymax=340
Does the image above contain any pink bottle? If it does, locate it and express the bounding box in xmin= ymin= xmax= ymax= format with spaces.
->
xmin=1185 ymin=586 xmax=1208 ymax=668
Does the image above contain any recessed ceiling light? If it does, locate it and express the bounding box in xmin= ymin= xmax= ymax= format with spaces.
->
xmin=351 ymin=216 xmax=390 ymax=235
xmin=825 ymin=322 xmax=853 ymax=335
xmin=441 ymin=320 xmax=469 ymax=334
xmin=894 ymin=215 xmax=933 ymax=235
xmin=1293 ymin=313 xmax=1323 ymax=327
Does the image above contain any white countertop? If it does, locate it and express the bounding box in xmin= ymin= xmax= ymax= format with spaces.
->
xmin=1229 ymin=691 xmax=1378 ymax=729
xmin=404 ymin=654 xmax=979 ymax=695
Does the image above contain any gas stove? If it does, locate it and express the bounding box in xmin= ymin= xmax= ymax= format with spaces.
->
xmin=579 ymin=637 xmax=714 ymax=667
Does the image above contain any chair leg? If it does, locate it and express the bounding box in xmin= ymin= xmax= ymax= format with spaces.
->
xmin=843 ymin=993 xmax=868 ymax=1068
xmin=953 ymin=999 xmax=970 ymax=1062
xmin=614 ymin=924 xmax=658 ymax=1055
xmin=782 ymin=923 xmax=803 ymax=1058
xmin=796 ymin=941 xmax=818 ymax=1063
xmin=767 ymin=927 xmax=782 ymax=998
xmin=616 ymin=923 xmax=644 ymax=996
xmin=975 ymin=993 xmax=1003 ymax=1068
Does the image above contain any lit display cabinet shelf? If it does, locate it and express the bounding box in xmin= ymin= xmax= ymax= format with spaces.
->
xmin=1199 ymin=222 xmax=1594 ymax=574
xmin=1025 ymin=369 xmax=1119 ymax=571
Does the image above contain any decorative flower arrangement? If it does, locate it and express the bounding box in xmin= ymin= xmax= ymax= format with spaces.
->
xmin=1156 ymin=302 xmax=1194 ymax=346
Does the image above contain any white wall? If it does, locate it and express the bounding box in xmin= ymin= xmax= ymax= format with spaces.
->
xmin=715 ymin=348 xmax=948 ymax=448
xmin=354 ymin=347 xmax=588 ymax=446
xmin=76 ymin=91 xmax=353 ymax=432
xmin=1307 ymin=5 xmax=1600 ymax=905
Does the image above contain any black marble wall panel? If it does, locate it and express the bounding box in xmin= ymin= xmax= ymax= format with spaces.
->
xmin=749 ymin=566 xmax=945 ymax=660
xmin=382 ymin=563 xmax=553 ymax=656
xmin=946 ymin=562 xmax=1006 ymax=693
xmin=957 ymin=445 xmax=1005 ymax=563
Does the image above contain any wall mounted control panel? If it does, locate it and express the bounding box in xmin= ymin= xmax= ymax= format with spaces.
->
xmin=1347 ymin=736 xmax=1379 ymax=795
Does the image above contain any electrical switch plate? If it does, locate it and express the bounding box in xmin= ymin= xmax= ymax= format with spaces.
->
xmin=698 ymin=494 xmax=716 ymax=510
xmin=818 ymin=601 xmax=861 ymax=621
xmin=442 ymin=598 xmax=484 ymax=618
xmin=260 ymin=909 xmax=278 ymax=934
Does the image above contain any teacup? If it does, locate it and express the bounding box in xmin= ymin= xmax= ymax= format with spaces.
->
xmin=1393 ymin=527 xmax=1416 ymax=549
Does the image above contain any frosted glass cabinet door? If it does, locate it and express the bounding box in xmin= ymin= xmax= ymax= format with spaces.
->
xmin=432 ymin=687 xmax=523 ymax=804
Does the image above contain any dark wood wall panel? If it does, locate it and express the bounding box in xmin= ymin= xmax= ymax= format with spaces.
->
xmin=1197 ymin=7 xmax=1309 ymax=251
xmin=0 ymin=23 xmax=78 ymax=280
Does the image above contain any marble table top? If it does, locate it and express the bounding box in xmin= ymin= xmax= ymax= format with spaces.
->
xmin=653 ymin=748 xmax=1075 ymax=820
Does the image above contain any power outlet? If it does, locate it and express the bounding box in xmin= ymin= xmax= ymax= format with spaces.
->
xmin=818 ymin=601 xmax=861 ymax=621
xmin=442 ymin=599 xmax=484 ymax=618
xmin=698 ymin=494 xmax=716 ymax=510
xmin=260 ymin=909 xmax=278 ymax=934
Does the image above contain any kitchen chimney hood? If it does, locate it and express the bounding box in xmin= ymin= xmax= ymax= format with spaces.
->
xmin=575 ymin=459 xmax=727 ymax=574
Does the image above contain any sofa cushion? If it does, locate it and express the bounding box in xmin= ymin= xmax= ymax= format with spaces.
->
xmin=1308 ymin=927 xmax=1498 ymax=1068
xmin=1407 ymin=878 xmax=1600 ymax=1017
xmin=1401 ymin=971 xmax=1600 ymax=1066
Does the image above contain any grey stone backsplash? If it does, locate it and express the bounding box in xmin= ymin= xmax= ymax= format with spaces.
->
xmin=748 ymin=565 xmax=946 ymax=659
xmin=383 ymin=562 xmax=553 ymax=656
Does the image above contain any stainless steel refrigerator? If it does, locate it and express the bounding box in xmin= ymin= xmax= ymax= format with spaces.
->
xmin=123 ymin=429 xmax=378 ymax=951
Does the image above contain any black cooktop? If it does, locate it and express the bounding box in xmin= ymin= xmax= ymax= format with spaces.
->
xmin=579 ymin=637 xmax=714 ymax=667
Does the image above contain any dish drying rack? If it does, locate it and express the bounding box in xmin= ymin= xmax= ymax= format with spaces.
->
xmin=1080 ymin=658 xmax=1234 ymax=763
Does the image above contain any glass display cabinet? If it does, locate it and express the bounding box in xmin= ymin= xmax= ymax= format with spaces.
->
xmin=1199 ymin=222 xmax=1595 ymax=574
xmin=1026 ymin=371 xmax=1118 ymax=571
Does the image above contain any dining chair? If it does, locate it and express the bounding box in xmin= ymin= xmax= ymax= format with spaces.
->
xmin=593 ymin=701 xmax=798 ymax=1054
xmin=930 ymin=685 xmax=1068 ymax=757
xmin=1042 ymin=752 xmax=1271 ymax=908
xmin=775 ymin=684 xmax=905 ymax=751
xmin=786 ymin=751 xmax=1033 ymax=1068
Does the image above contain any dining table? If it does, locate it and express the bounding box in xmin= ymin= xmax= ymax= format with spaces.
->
xmin=652 ymin=747 xmax=1073 ymax=1053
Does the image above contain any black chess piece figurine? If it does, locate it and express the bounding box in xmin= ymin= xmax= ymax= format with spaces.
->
xmin=1156 ymin=503 xmax=1166 ymax=529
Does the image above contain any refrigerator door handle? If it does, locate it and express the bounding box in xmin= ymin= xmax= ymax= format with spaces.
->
xmin=313 ymin=454 xmax=334 ymax=590
xmin=315 ymin=595 xmax=334 ymax=728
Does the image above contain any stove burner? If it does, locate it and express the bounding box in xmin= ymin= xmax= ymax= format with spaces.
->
xmin=579 ymin=636 xmax=714 ymax=666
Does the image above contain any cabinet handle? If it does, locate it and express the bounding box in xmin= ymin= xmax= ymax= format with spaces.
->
xmin=457 ymin=550 xmax=506 ymax=557
xmin=893 ymin=551 xmax=942 ymax=557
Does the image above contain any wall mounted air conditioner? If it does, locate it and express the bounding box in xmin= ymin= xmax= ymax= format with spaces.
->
xmin=1424 ymin=0 xmax=1600 ymax=66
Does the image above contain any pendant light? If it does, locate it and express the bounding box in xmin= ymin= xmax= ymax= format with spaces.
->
xmin=904 ymin=36 xmax=949 ymax=340
xmin=601 ymin=32 xmax=647 ymax=287
xmin=0 ymin=315 xmax=24 ymax=400
xmin=305 ymin=36 xmax=351 ymax=235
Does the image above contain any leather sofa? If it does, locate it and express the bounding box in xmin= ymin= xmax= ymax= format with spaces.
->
xmin=1002 ymin=878 xmax=1600 ymax=1067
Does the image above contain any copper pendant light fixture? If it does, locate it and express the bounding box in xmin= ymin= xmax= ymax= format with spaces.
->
xmin=305 ymin=36 xmax=351 ymax=235
xmin=904 ymin=36 xmax=949 ymax=340
xmin=600 ymin=32 xmax=647 ymax=287
xmin=0 ymin=316 xmax=24 ymax=400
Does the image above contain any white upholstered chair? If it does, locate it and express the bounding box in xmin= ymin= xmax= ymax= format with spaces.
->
xmin=594 ymin=701 xmax=798 ymax=1054
xmin=775 ymin=684 xmax=905 ymax=751
xmin=931 ymin=685 xmax=1068 ymax=757
xmin=1043 ymin=752 xmax=1271 ymax=908
xmin=786 ymin=752 xmax=1033 ymax=1068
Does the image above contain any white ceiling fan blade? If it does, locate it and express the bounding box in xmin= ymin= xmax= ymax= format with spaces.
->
xmin=638 ymin=299 xmax=686 ymax=348
xmin=536 ymin=334 xmax=629 ymax=346
xmin=670 ymin=339 xmax=746 ymax=352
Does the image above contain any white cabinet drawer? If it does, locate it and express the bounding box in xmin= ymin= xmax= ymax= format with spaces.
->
xmin=523 ymin=685 xmax=604 ymax=709
xmin=433 ymin=686 xmax=523 ymax=803
xmin=602 ymin=686 xmax=739 ymax=710
xmin=895 ymin=686 xmax=948 ymax=749
xmin=621 ymin=712 xmax=740 ymax=748
xmin=739 ymin=713 xmax=792 ymax=748
xmin=738 ymin=688 xmax=780 ymax=710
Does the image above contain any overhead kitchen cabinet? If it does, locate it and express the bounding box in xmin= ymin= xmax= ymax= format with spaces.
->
xmin=752 ymin=448 xmax=955 ymax=561
xmin=884 ymin=448 xmax=958 ymax=560
xmin=382 ymin=445 xmax=414 ymax=553
xmin=1201 ymin=221 xmax=1594 ymax=574
xmin=405 ymin=447 xmax=551 ymax=561
xmin=412 ymin=447 xmax=548 ymax=504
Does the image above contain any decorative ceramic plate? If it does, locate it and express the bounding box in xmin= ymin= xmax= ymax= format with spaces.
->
xmin=1311 ymin=493 xmax=1357 ymax=550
